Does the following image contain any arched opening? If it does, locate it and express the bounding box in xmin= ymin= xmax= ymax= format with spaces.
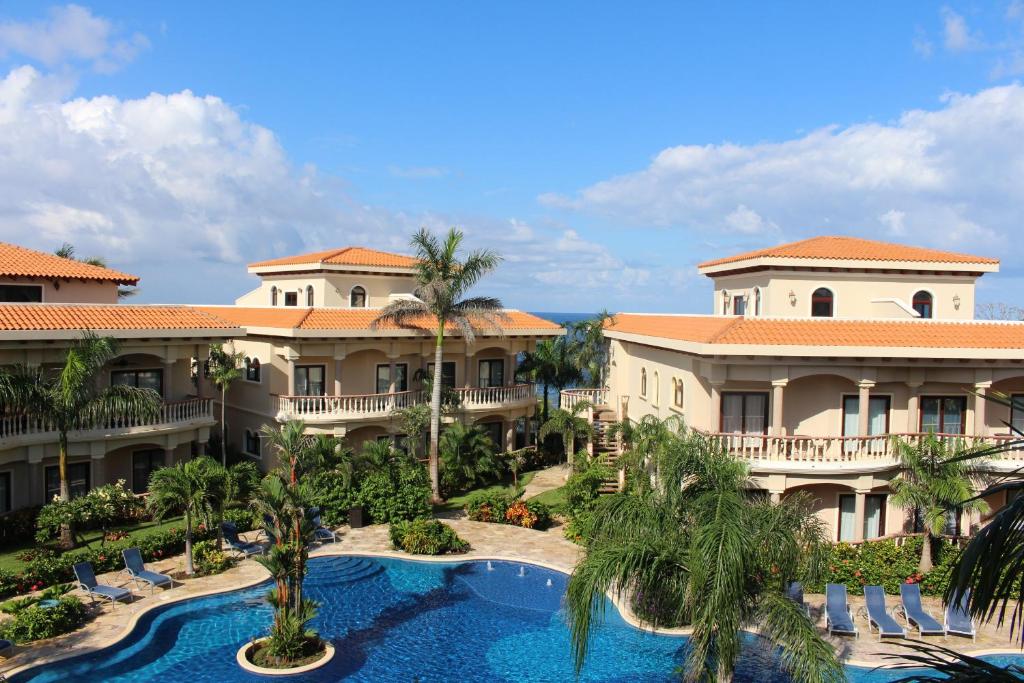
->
xmin=811 ymin=288 xmax=834 ymax=317
xmin=673 ymin=378 xmax=684 ymax=408
xmin=245 ymin=357 xmax=261 ymax=382
xmin=652 ymin=371 xmax=660 ymax=405
xmin=753 ymin=287 xmax=762 ymax=316
xmin=270 ymin=286 xmax=278 ymax=306
xmin=912 ymin=290 xmax=933 ymax=319
xmin=640 ymin=368 xmax=647 ymax=397
xmin=350 ymin=285 xmax=367 ymax=308
xmin=306 ymin=285 xmax=314 ymax=307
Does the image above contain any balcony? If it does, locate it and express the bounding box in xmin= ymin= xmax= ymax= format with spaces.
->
xmin=0 ymin=397 xmax=215 ymax=448
xmin=561 ymin=388 xmax=609 ymax=412
xmin=275 ymin=383 xmax=537 ymax=423
xmin=698 ymin=430 xmax=1024 ymax=471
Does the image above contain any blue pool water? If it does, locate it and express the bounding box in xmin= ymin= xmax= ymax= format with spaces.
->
xmin=10 ymin=556 xmax=1020 ymax=682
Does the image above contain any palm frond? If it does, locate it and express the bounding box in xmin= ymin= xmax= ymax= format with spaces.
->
xmin=370 ymin=299 xmax=431 ymax=330
xmin=885 ymin=641 xmax=1024 ymax=682
xmin=757 ymin=591 xmax=844 ymax=683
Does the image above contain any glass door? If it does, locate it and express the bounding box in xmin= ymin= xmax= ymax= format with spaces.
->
xmin=294 ymin=365 xmax=325 ymax=396
xmin=721 ymin=392 xmax=768 ymax=449
xmin=863 ymin=494 xmax=887 ymax=539
xmin=842 ymin=396 xmax=890 ymax=453
xmin=920 ymin=397 xmax=967 ymax=435
xmin=838 ymin=494 xmax=856 ymax=542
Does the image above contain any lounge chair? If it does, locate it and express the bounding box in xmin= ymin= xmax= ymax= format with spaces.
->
xmin=825 ymin=583 xmax=858 ymax=637
xmin=73 ymin=562 xmax=133 ymax=609
xmin=945 ymin=589 xmax=977 ymax=642
xmin=222 ymin=521 xmax=264 ymax=557
xmin=311 ymin=507 xmax=339 ymax=544
xmin=122 ymin=548 xmax=174 ymax=594
xmin=898 ymin=583 xmax=945 ymax=638
xmin=862 ymin=585 xmax=906 ymax=640
xmin=0 ymin=638 xmax=12 ymax=656
xmin=786 ymin=581 xmax=810 ymax=617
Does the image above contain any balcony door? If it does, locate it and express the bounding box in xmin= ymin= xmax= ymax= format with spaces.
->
xmin=111 ymin=368 xmax=163 ymax=397
xmin=720 ymin=392 xmax=768 ymax=448
xmin=294 ymin=365 xmax=325 ymax=396
xmin=478 ymin=359 xmax=504 ymax=388
xmin=920 ymin=396 xmax=967 ymax=435
xmin=376 ymin=364 xmax=408 ymax=394
xmin=842 ymin=395 xmax=890 ymax=453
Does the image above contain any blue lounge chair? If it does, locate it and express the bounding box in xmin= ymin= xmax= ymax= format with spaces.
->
xmin=898 ymin=583 xmax=945 ymax=638
xmin=122 ymin=548 xmax=174 ymax=594
xmin=825 ymin=583 xmax=858 ymax=637
xmin=0 ymin=638 xmax=12 ymax=656
xmin=222 ymin=521 xmax=264 ymax=557
xmin=945 ymin=589 xmax=977 ymax=642
xmin=863 ymin=585 xmax=906 ymax=639
xmin=73 ymin=562 xmax=133 ymax=609
xmin=786 ymin=581 xmax=810 ymax=617
xmin=311 ymin=508 xmax=339 ymax=544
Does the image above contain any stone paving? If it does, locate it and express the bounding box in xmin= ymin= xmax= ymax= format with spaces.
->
xmin=520 ymin=463 xmax=571 ymax=500
xmin=1 ymin=520 xmax=1021 ymax=678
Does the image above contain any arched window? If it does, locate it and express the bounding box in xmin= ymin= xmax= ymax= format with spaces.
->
xmin=652 ymin=371 xmax=660 ymax=405
xmin=640 ymin=368 xmax=647 ymax=397
xmin=674 ymin=378 xmax=684 ymax=408
xmin=270 ymin=286 xmax=278 ymax=306
xmin=350 ymin=285 xmax=367 ymax=308
xmin=913 ymin=290 xmax=933 ymax=319
xmin=811 ymin=288 xmax=834 ymax=317
xmin=245 ymin=357 xmax=261 ymax=382
xmin=306 ymin=285 xmax=314 ymax=307
xmin=753 ymin=287 xmax=762 ymax=316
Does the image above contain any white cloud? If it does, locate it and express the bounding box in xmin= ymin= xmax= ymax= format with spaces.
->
xmin=941 ymin=7 xmax=982 ymax=52
xmin=541 ymin=84 xmax=1024 ymax=261
xmin=0 ymin=5 xmax=148 ymax=73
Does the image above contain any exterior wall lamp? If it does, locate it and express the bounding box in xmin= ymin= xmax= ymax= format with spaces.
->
xmin=953 ymin=294 xmax=961 ymax=311
xmin=788 ymin=290 xmax=797 ymax=306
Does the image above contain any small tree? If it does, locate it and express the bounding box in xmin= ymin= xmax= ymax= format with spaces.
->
xmin=890 ymin=434 xmax=989 ymax=573
xmin=147 ymin=457 xmax=224 ymax=576
xmin=208 ymin=344 xmax=244 ymax=467
xmin=518 ymin=337 xmax=583 ymax=424
xmin=438 ymin=422 xmax=499 ymax=497
xmin=539 ymin=400 xmax=594 ymax=466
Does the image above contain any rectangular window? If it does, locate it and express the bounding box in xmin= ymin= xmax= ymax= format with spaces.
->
xmin=842 ymin=395 xmax=891 ymax=453
xmin=427 ymin=361 xmax=457 ymax=390
xmin=132 ymin=449 xmax=165 ymax=494
xmin=720 ymin=392 xmax=768 ymax=434
xmin=0 ymin=284 xmax=42 ymax=302
xmin=920 ymin=396 xmax=967 ymax=434
xmin=244 ymin=431 xmax=261 ymax=457
xmin=0 ymin=472 xmax=10 ymax=513
xmin=1011 ymin=394 xmax=1024 ymax=435
xmin=838 ymin=494 xmax=856 ymax=542
xmin=732 ymin=295 xmax=745 ymax=316
xmin=45 ymin=463 xmax=90 ymax=501
xmin=284 ymin=291 xmax=298 ymax=306
xmin=864 ymin=494 xmax=887 ymax=539
xmin=478 ymin=359 xmax=505 ymax=388
xmin=376 ymin=364 xmax=409 ymax=393
xmin=111 ymin=369 xmax=164 ymax=396
xmin=294 ymin=365 xmax=326 ymax=396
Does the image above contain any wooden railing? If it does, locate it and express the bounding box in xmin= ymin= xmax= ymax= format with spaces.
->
xmin=455 ymin=383 xmax=535 ymax=408
xmin=0 ymin=397 xmax=213 ymax=443
xmin=697 ymin=430 xmax=1024 ymax=465
xmin=561 ymin=388 xmax=609 ymax=412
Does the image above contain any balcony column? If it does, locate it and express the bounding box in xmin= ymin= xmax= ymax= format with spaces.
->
xmin=162 ymin=359 xmax=175 ymax=400
xmin=771 ymin=380 xmax=787 ymax=437
xmin=857 ymin=381 xmax=875 ymax=437
xmin=853 ymin=490 xmax=868 ymax=542
xmin=164 ymin=446 xmax=175 ymax=467
xmin=463 ymin=351 xmax=474 ymax=389
xmin=507 ymin=351 xmax=518 ymax=386
xmin=91 ymin=445 xmax=106 ymax=488
xmin=505 ymin=421 xmax=514 ymax=452
xmin=972 ymin=382 xmax=991 ymax=437
xmin=27 ymin=452 xmax=43 ymax=506
xmin=709 ymin=381 xmax=725 ymax=432
xmin=285 ymin=356 xmax=296 ymax=395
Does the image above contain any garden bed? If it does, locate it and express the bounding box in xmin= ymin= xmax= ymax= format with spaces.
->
xmin=238 ymin=636 xmax=334 ymax=675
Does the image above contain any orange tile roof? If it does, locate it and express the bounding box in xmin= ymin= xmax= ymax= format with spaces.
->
xmin=0 ymin=305 xmax=238 ymax=331
xmin=0 ymin=243 xmax=138 ymax=284
xmin=197 ymin=306 xmax=562 ymax=334
xmin=249 ymin=247 xmax=419 ymax=270
xmin=605 ymin=314 xmax=1024 ymax=350
xmin=698 ymin=236 xmax=998 ymax=269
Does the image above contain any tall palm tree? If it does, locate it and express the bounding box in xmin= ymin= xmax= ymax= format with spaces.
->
xmin=371 ymin=227 xmax=506 ymax=502
xmin=147 ymin=457 xmax=224 ymax=575
xmin=0 ymin=333 xmax=161 ymax=548
xmin=566 ymin=423 xmax=839 ymax=683
xmin=569 ymin=311 xmax=614 ymax=387
xmin=539 ymin=400 xmax=593 ymax=465
xmin=518 ymin=336 xmax=583 ymax=423
xmin=889 ymin=433 xmax=989 ymax=572
xmin=208 ymin=343 xmax=244 ymax=467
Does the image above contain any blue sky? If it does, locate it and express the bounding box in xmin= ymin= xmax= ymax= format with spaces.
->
xmin=1 ymin=2 xmax=1023 ymax=312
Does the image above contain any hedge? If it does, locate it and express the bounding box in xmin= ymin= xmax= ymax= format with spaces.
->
xmin=465 ymin=491 xmax=552 ymax=530
xmin=809 ymin=536 xmax=959 ymax=596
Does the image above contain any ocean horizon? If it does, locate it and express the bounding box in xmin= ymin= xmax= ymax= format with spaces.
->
xmin=528 ymin=311 xmax=595 ymax=326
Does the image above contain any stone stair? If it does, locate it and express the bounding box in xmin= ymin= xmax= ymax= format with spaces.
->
xmin=591 ymin=406 xmax=622 ymax=494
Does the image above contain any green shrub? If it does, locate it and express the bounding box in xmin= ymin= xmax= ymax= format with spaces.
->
xmin=0 ymin=596 xmax=88 ymax=643
xmin=389 ymin=519 xmax=469 ymax=555
xmin=0 ymin=506 xmax=41 ymax=549
xmin=358 ymin=463 xmax=431 ymax=524
xmin=36 ymin=481 xmax=143 ymax=544
xmin=193 ymin=540 xmax=235 ymax=576
xmin=465 ymin=491 xmax=551 ymax=531
xmin=223 ymin=507 xmax=259 ymax=532
xmin=561 ymin=463 xmax=612 ymax=542
xmin=809 ymin=536 xmax=959 ymax=596
xmin=306 ymin=469 xmax=358 ymax=526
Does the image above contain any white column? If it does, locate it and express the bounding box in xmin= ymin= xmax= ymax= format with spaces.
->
xmin=162 ymin=359 xmax=175 ymax=400
xmin=857 ymin=381 xmax=874 ymax=437
xmin=771 ymin=381 xmax=786 ymax=436
xmin=464 ymin=351 xmax=474 ymax=388
xmin=286 ymin=357 xmax=296 ymax=395
xmin=388 ymin=360 xmax=397 ymax=394
xmin=906 ymin=384 xmax=922 ymax=433
xmin=507 ymin=352 xmax=518 ymax=385
xmin=91 ymin=454 xmax=106 ymax=489
xmin=710 ymin=382 xmax=724 ymax=432
xmin=853 ymin=490 xmax=867 ymax=542
xmin=972 ymin=383 xmax=990 ymax=437
xmin=505 ymin=422 xmax=514 ymax=452
xmin=334 ymin=358 xmax=343 ymax=396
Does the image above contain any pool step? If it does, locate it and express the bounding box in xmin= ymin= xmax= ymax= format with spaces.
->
xmin=311 ymin=558 xmax=383 ymax=584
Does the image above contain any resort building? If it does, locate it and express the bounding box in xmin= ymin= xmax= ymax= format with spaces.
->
xmin=570 ymin=236 xmax=1024 ymax=543
xmin=0 ymin=242 xmax=560 ymax=513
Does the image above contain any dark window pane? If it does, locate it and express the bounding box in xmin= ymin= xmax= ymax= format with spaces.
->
xmin=284 ymin=292 xmax=298 ymax=306
xmin=811 ymin=288 xmax=834 ymax=317
xmin=478 ymin=360 xmax=504 ymax=388
xmin=132 ymin=449 xmax=164 ymax=494
xmin=0 ymin=285 xmax=42 ymax=302
xmin=45 ymin=463 xmax=90 ymax=501
xmin=0 ymin=473 xmax=10 ymax=513
xmin=350 ymin=287 xmax=366 ymax=307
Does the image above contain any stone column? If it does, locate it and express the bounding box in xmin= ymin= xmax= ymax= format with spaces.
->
xmin=505 ymin=422 xmax=514 ymax=452
xmin=507 ymin=351 xmax=518 ymax=385
xmin=857 ymin=381 xmax=874 ymax=437
xmin=710 ymin=382 xmax=724 ymax=432
xmin=771 ymin=381 xmax=787 ymax=436
xmin=463 ymin=351 xmax=474 ymax=389
xmin=972 ymin=383 xmax=990 ymax=437
xmin=334 ymin=359 xmax=343 ymax=396
xmin=164 ymin=446 xmax=175 ymax=467
xmin=388 ymin=360 xmax=397 ymax=394
xmin=853 ymin=490 xmax=867 ymax=542
xmin=162 ymin=359 xmax=175 ymax=400
xmin=28 ymin=459 xmax=43 ymax=506
xmin=285 ymin=357 xmax=296 ymax=395
xmin=91 ymin=454 xmax=106 ymax=489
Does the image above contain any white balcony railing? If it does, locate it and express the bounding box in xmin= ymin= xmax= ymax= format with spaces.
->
xmin=0 ymin=397 xmax=214 ymax=445
xmin=698 ymin=430 xmax=1024 ymax=466
xmin=455 ymin=383 xmax=535 ymax=409
xmin=561 ymin=388 xmax=609 ymax=412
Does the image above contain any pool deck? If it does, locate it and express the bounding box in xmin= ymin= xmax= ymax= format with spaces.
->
xmin=1 ymin=520 xmax=1021 ymax=678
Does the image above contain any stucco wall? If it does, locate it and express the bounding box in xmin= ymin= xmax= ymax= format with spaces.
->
xmin=235 ymin=273 xmax=417 ymax=308
xmin=0 ymin=278 xmax=120 ymax=304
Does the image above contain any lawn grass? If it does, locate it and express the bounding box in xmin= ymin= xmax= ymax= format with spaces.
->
xmin=434 ymin=470 xmax=539 ymax=513
xmin=0 ymin=515 xmax=186 ymax=573
xmin=528 ymin=486 xmax=567 ymax=514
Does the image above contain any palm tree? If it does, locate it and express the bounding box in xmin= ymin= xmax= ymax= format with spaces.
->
xmin=208 ymin=343 xmax=244 ymax=467
xmin=0 ymin=333 xmax=161 ymax=548
xmin=438 ymin=422 xmax=499 ymax=496
xmin=539 ymin=400 xmax=594 ymax=466
xmin=147 ymin=457 xmax=224 ymax=575
xmin=518 ymin=336 xmax=583 ymax=423
xmin=889 ymin=433 xmax=989 ymax=572
xmin=54 ymin=243 xmax=136 ymax=298
xmin=568 ymin=311 xmax=614 ymax=387
xmin=371 ymin=227 xmax=506 ymax=502
xmin=566 ymin=423 xmax=839 ymax=683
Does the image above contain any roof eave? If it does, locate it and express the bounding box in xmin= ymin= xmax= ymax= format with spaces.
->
xmin=247 ymin=263 xmax=418 ymax=276
xmin=698 ymin=256 xmax=999 ymax=276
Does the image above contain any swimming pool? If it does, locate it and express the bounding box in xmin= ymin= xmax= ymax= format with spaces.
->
xmin=8 ymin=555 xmax=1015 ymax=682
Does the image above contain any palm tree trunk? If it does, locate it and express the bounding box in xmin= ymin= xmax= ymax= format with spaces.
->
xmin=58 ymin=434 xmax=73 ymax=549
xmin=428 ymin=331 xmax=444 ymax=502
xmin=542 ymin=382 xmax=549 ymax=424
xmin=567 ymin=432 xmax=575 ymax=466
xmin=220 ymin=386 xmax=227 ymax=467
xmin=184 ymin=508 xmax=195 ymax=575
xmin=919 ymin=533 xmax=934 ymax=573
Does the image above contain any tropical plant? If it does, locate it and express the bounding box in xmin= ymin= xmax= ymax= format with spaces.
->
xmin=54 ymin=243 xmax=136 ymax=298
xmin=539 ymin=400 xmax=594 ymax=466
xmin=371 ymin=227 xmax=506 ymax=501
xmin=208 ymin=343 xmax=244 ymax=467
xmin=147 ymin=457 xmax=224 ymax=575
xmin=438 ymin=422 xmax=500 ymax=497
xmin=568 ymin=311 xmax=614 ymax=387
xmin=889 ymin=433 xmax=989 ymax=572
xmin=0 ymin=333 xmax=161 ymax=548
xmin=392 ymin=403 xmax=432 ymax=460
xmin=35 ymin=480 xmax=142 ymax=546
xmin=389 ymin=518 xmax=469 ymax=555
xmin=565 ymin=420 xmax=839 ymax=683
xmin=518 ymin=336 xmax=583 ymax=423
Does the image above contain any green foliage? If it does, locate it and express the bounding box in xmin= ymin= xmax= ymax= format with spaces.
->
xmin=809 ymin=537 xmax=959 ymax=596
xmin=146 ymin=457 xmax=225 ymax=576
xmin=439 ymin=423 xmax=500 ymax=498
xmin=305 ymin=469 xmax=358 ymax=527
xmin=539 ymin=402 xmax=593 ymax=463
xmin=389 ymin=519 xmax=469 ymax=555
xmin=192 ymin=539 xmax=235 ymax=576
xmin=0 ymin=595 xmax=87 ymax=643
xmin=0 ymin=507 xmax=41 ymax=549
xmin=36 ymin=480 xmax=143 ymax=544
xmin=357 ymin=462 xmax=431 ymax=524
xmin=465 ymin=491 xmax=552 ymax=530
xmin=222 ymin=507 xmax=260 ymax=532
